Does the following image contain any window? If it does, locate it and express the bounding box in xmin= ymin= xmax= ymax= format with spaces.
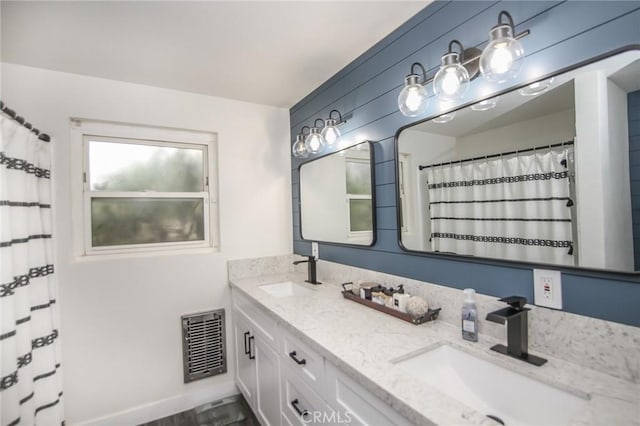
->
xmin=345 ymin=158 xmax=372 ymax=237
xmin=71 ymin=120 xmax=218 ymax=256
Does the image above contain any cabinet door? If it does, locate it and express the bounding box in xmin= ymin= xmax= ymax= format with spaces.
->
xmin=233 ymin=311 xmax=255 ymax=406
xmin=254 ymin=334 xmax=282 ymax=426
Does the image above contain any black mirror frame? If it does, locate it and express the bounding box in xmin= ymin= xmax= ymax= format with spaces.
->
xmin=298 ymin=140 xmax=377 ymax=248
xmin=394 ymin=45 xmax=640 ymax=280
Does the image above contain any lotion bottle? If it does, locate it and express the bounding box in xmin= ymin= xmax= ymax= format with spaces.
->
xmin=461 ymin=288 xmax=478 ymax=342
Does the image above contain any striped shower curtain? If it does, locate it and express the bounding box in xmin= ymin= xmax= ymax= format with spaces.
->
xmin=1 ymin=114 xmax=64 ymax=425
xmin=425 ymin=148 xmax=575 ymax=266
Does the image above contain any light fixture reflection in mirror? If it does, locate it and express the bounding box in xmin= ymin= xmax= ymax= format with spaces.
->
xmin=396 ymin=50 xmax=640 ymax=273
xmin=519 ymin=78 xmax=555 ymax=97
xmin=433 ymin=112 xmax=456 ymax=123
xmin=471 ymin=97 xmax=499 ymax=111
xmin=299 ymin=141 xmax=375 ymax=246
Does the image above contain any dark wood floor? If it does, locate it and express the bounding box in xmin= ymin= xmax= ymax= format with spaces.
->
xmin=139 ymin=395 xmax=259 ymax=426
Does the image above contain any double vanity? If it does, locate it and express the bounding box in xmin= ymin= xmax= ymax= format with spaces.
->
xmin=228 ymin=257 xmax=640 ymax=426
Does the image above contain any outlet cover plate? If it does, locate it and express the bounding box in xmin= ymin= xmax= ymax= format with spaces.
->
xmin=312 ymin=242 xmax=319 ymax=259
xmin=533 ymin=269 xmax=562 ymax=309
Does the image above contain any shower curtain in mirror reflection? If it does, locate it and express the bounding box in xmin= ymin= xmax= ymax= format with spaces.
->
xmin=425 ymin=149 xmax=575 ymax=266
xmin=1 ymin=116 xmax=64 ymax=425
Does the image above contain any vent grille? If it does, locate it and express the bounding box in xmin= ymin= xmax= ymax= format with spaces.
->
xmin=181 ymin=309 xmax=226 ymax=383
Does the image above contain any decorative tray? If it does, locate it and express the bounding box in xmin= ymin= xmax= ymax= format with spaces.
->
xmin=340 ymin=282 xmax=440 ymax=325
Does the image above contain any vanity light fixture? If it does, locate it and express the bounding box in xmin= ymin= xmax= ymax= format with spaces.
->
xmin=471 ymin=96 xmax=499 ymax=111
xmin=519 ymin=77 xmax=555 ymax=97
xmin=397 ymin=10 xmax=530 ymax=118
xmin=433 ymin=112 xmax=456 ymax=123
xmin=433 ymin=41 xmax=471 ymax=102
xmin=479 ymin=11 xmax=528 ymax=83
xmin=398 ymin=62 xmax=430 ymax=117
xmin=321 ymin=109 xmax=346 ymax=146
xmin=305 ymin=118 xmax=326 ymax=154
xmin=292 ymin=128 xmax=309 ymax=158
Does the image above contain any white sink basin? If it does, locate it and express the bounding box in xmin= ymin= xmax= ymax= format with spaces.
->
xmin=259 ymin=281 xmax=314 ymax=298
xmin=394 ymin=344 xmax=588 ymax=426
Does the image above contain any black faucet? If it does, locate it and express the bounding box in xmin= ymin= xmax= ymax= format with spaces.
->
xmin=486 ymin=296 xmax=547 ymax=366
xmin=293 ymin=256 xmax=321 ymax=285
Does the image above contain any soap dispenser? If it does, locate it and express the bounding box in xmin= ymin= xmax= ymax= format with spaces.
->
xmin=461 ymin=288 xmax=478 ymax=342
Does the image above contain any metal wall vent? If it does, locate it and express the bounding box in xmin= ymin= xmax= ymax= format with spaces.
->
xmin=181 ymin=308 xmax=227 ymax=383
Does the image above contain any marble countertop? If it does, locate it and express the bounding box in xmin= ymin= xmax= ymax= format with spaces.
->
xmin=230 ymin=273 xmax=640 ymax=426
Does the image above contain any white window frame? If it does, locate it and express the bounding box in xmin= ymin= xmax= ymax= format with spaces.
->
xmin=70 ymin=119 xmax=219 ymax=259
xmin=345 ymin=157 xmax=373 ymax=240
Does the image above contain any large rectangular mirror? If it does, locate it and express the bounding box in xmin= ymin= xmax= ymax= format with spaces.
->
xmin=300 ymin=141 xmax=375 ymax=246
xmin=397 ymin=50 xmax=640 ymax=273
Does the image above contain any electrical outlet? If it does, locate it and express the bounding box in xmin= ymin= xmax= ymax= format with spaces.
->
xmin=533 ymin=269 xmax=562 ymax=309
xmin=312 ymin=242 xmax=319 ymax=259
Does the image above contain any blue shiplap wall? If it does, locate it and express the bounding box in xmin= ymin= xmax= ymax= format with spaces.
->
xmin=290 ymin=1 xmax=640 ymax=326
xmin=631 ymin=90 xmax=640 ymax=270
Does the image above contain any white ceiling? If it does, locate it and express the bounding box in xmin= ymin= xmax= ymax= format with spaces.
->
xmin=1 ymin=1 xmax=428 ymax=108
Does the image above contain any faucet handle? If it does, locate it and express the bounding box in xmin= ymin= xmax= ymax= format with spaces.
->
xmin=498 ymin=295 xmax=527 ymax=309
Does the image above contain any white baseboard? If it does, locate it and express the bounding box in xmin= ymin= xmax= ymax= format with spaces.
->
xmin=79 ymin=380 xmax=238 ymax=426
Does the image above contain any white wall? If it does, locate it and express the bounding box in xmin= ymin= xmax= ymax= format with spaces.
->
xmin=456 ymin=109 xmax=575 ymax=154
xmin=1 ymin=63 xmax=292 ymax=424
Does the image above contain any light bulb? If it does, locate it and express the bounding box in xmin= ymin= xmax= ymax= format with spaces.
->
xmin=305 ymin=128 xmax=325 ymax=154
xmin=321 ymin=119 xmax=341 ymax=146
xmin=292 ymin=135 xmax=308 ymax=158
xmin=433 ymin=52 xmax=470 ymax=102
xmin=480 ymin=25 xmax=524 ymax=83
xmin=398 ymin=75 xmax=428 ymax=117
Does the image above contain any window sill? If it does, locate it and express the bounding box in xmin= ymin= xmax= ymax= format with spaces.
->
xmin=73 ymin=246 xmax=220 ymax=263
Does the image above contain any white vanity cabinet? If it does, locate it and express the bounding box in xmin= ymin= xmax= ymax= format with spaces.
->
xmin=232 ymin=290 xmax=281 ymax=426
xmin=231 ymin=288 xmax=411 ymax=426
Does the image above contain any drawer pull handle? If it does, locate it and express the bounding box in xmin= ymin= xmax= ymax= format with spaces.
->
xmin=291 ymin=398 xmax=309 ymax=418
xmin=248 ymin=335 xmax=255 ymax=360
xmin=243 ymin=331 xmax=251 ymax=355
xmin=289 ymin=350 xmax=306 ymax=365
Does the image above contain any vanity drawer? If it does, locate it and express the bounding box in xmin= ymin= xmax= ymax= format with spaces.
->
xmin=281 ymin=364 xmax=326 ymax=426
xmin=232 ymin=288 xmax=279 ymax=351
xmin=325 ymin=363 xmax=411 ymax=426
xmin=281 ymin=329 xmax=325 ymax=397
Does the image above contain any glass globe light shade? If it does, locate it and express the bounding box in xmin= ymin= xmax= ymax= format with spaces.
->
xmin=321 ymin=119 xmax=341 ymax=146
xmin=292 ymin=135 xmax=309 ymax=158
xmin=480 ymin=25 xmax=524 ymax=83
xmin=433 ymin=53 xmax=470 ymax=102
xmin=305 ymin=128 xmax=325 ymax=154
xmin=398 ymin=75 xmax=429 ymax=117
